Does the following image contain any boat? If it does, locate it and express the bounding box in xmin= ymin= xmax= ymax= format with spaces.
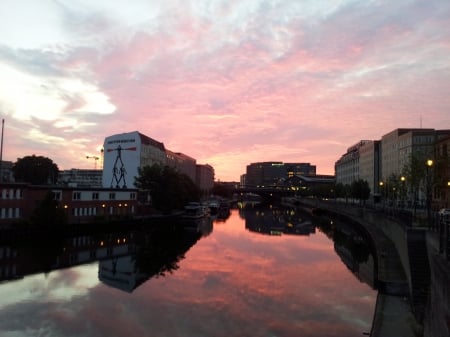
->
xmin=182 ymin=202 xmax=209 ymax=219
xmin=206 ymin=199 xmax=220 ymax=215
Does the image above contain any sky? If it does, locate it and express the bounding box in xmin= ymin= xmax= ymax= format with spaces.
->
xmin=0 ymin=0 xmax=449 ymax=181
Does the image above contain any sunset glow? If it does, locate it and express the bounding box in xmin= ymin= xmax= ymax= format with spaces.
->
xmin=1 ymin=0 xmax=449 ymax=181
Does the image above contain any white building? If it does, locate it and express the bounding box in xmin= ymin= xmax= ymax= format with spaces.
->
xmin=102 ymin=131 xmax=166 ymax=188
xmin=102 ymin=131 xmax=215 ymax=191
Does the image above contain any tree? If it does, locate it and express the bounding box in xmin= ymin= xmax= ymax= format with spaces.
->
xmin=30 ymin=192 xmax=67 ymax=227
xmin=135 ymin=164 xmax=201 ymax=213
xmin=12 ymin=155 xmax=59 ymax=185
xmin=401 ymin=153 xmax=428 ymax=209
xmin=351 ymin=179 xmax=371 ymax=205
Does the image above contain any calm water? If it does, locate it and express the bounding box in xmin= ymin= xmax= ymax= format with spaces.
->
xmin=0 ymin=204 xmax=377 ymax=337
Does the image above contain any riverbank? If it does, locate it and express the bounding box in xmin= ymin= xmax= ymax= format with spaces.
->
xmin=292 ymin=197 xmax=426 ymax=337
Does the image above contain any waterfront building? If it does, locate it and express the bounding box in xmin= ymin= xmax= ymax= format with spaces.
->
xmin=0 ymin=182 xmax=139 ymax=226
xmin=102 ymin=131 xmax=214 ymax=191
xmin=103 ymin=131 xmax=166 ymax=189
xmin=196 ymin=164 xmax=214 ymax=192
xmin=166 ymin=150 xmax=197 ymax=183
xmin=335 ymin=128 xmax=450 ymax=205
xmin=335 ymin=141 xmax=370 ymax=186
xmin=359 ymin=141 xmax=381 ymax=195
xmin=381 ymin=128 xmax=435 ymax=180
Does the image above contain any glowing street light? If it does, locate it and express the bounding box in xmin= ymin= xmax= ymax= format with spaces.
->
xmin=426 ymin=159 xmax=434 ymax=228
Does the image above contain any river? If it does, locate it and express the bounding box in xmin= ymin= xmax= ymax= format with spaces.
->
xmin=0 ymin=203 xmax=377 ymax=337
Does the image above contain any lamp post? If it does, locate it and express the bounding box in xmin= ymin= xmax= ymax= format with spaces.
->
xmin=426 ymin=159 xmax=433 ymax=229
xmin=379 ymin=181 xmax=384 ymax=208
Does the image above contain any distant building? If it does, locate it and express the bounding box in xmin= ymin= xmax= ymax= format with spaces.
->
xmin=0 ymin=161 xmax=14 ymax=182
xmin=196 ymin=164 xmax=214 ymax=192
xmin=245 ymin=161 xmax=316 ymax=187
xmin=59 ymin=169 xmax=102 ymax=187
xmin=166 ymin=150 xmax=197 ymax=183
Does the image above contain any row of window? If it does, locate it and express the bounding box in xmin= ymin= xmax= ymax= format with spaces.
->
xmin=0 ymin=204 xmax=136 ymax=220
xmin=0 ymin=208 xmax=20 ymax=219
xmin=71 ymin=205 xmax=135 ymax=217
xmin=67 ymin=192 xmax=136 ymax=201
xmin=0 ymin=189 xmax=22 ymax=200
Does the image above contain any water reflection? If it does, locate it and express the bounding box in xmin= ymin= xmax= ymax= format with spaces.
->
xmin=0 ymin=206 xmax=377 ymax=337
xmin=0 ymin=219 xmax=213 ymax=292
xmin=241 ymin=203 xmax=316 ymax=236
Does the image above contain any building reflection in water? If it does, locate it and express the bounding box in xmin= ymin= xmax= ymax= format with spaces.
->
xmin=239 ymin=202 xmax=377 ymax=290
xmin=241 ymin=203 xmax=316 ymax=236
xmin=0 ymin=218 xmax=213 ymax=293
xmin=316 ymin=216 xmax=377 ymax=290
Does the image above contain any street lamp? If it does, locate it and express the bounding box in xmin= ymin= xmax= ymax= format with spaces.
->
xmin=426 ymin=159 xmax=433 ymax=228
xmin=379 ymin=181 xmax=385 ymax=207
xmin=400 ymin=176 xmax=406 ymax=208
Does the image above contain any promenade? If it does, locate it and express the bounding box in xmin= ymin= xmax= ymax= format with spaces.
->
xmin=295 ymin=197 xmax=450 ymax=337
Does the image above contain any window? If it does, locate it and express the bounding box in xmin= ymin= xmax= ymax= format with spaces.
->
xmin=130 ymin=192 xmax=136 ymax=200
xmin=73 ymin=192 xmax=81 ymax=200
xmin=53 ymin=192 xmax=61 ymax=200
xmin=92 ymin=192 xmax=99 ymax=200
xmin=109 ymin=193 xmax=116 ymax=200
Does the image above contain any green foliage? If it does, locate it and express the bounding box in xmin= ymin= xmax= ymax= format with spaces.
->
xmin=13 ymin=155 xmax=59 ymax=185
xmin=135 ymin=164 xmax=201 ymax=213
xmin=31 ymin=192 xmax=67 ymax=227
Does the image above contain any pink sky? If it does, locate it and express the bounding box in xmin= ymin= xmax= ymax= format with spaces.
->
xmin=0 ymin=0 xmax=449 ymax=181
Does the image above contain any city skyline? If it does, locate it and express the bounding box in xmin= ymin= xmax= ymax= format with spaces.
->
xmin=1 ymin=0 xmax=449 ymax=181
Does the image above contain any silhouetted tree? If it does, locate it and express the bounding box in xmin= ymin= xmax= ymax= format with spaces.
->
xmin=31 ymin=192 xmax=67 ymax=227
xmin=12 ymin=155 xmax=59 ymax=184
xmin=135 ymin=164 xmax=201 ymax=213
xmin=351 ymin=179 xmax=371 ymax=205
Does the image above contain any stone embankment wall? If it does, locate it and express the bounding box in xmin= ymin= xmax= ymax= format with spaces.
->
xmin=295 ymin=198 xmax=449 ymax=337
xmin=424 ymin=237 xmax=450 ymax=337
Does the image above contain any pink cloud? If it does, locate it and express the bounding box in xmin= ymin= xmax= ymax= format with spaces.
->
xmin=1 ymin=0 xmax=449 ymax=180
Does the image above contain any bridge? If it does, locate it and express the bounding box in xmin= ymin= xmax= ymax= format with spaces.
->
xmin=233 ymin=186 xmax=297 ymax=201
